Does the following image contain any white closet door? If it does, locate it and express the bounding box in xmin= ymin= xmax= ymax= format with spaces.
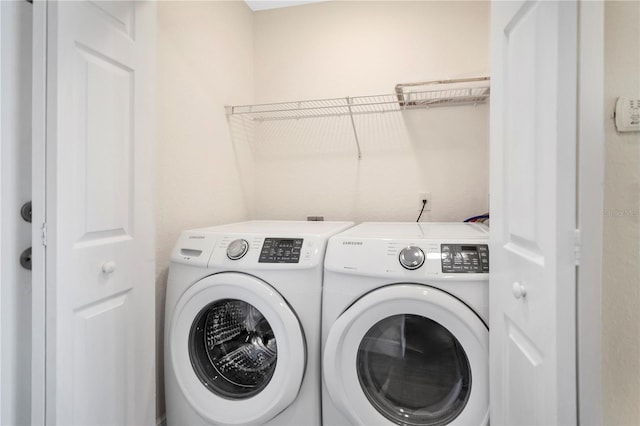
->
xmin=32 ymin=1 xmax=156 ymax=424
xmin=490 ymin=1 xmax=578 ymax=424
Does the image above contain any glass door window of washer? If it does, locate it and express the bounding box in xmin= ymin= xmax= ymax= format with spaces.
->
xmin=189 ymin=299 xmax=277 ymax=399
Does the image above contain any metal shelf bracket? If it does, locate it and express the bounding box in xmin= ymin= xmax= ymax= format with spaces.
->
xmin=345 ymin=97 xmax=363 ymax=160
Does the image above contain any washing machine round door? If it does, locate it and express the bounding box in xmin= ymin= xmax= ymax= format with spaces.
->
xmin=170 ymin=272 xmax=305 ymax=425
xmin=323 ymin=284 xmax=489 ymax=426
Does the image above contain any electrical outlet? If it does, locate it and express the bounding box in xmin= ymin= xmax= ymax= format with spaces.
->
xmin=419 ymin=192 xmax=431 ymax=211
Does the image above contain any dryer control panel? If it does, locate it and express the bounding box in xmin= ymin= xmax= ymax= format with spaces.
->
xmin=441 ymin=244 xmax=489 ymax=273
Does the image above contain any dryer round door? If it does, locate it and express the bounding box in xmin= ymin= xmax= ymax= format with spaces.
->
xmin=170 ymin=272 xmax=306 ymax=425
xmin=323 ymin=284 xmax=489 ymax=426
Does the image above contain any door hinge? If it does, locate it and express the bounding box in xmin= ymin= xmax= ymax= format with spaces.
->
xmin=574 ymin=229 xmax=581 ymax=266
xmin=41 ymin=222 xmax=47 ymax=247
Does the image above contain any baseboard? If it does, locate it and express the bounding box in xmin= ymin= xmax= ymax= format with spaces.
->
xmin=156 ymin=415 xmax=167 ymax=426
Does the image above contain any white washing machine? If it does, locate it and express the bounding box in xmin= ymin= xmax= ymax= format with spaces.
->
xmin=165 ymin=220 xmax=353 ymax=426
xmin=321 ymin=222 xmax=490 ymax=426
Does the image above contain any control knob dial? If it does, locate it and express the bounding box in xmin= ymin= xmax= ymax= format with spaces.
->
xmin=227 ymin=239 xmax=249 ymax=260
xmin=399 ymin=246 xmax=425 ymax=270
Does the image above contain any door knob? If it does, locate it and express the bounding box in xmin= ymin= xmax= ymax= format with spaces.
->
xmin=20 ymin=247 xmax=32 ymax=270
xmin=101 ymin=261 xmax=116 ymax=274
xmin=20 ymin=201 xmax=32 ymax=223
xmin=512 ymin=281 xmax=527 ymax=299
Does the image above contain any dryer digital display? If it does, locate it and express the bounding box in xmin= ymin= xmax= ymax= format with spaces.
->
xmin=441 ymin=244 xmax=489 ymax=273
xmin=259 ymin=238 xmax=304 ymax=263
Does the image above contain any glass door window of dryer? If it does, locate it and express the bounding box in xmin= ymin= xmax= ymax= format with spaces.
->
xmin=189 ymin=299 xmax=277 ymax=399
xmin=357 ymin=314 xmax=471 ymax=426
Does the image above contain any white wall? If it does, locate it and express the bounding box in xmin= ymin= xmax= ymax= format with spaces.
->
xmin=0 ymin=1 xmax=32 ymax=424
xmin=155 ymin=0 xmax=254 ymax=419
xmin=247 ymin=1 xmax=490 ymax=222
xmin=602 ymin=2 xmax=640 ymax=424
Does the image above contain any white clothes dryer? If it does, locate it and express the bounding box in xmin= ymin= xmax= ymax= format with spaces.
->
xmin=165 ymin=221 xmax=353 ymax=426
xmin=321 ymin=222 xmax=490 ymax=426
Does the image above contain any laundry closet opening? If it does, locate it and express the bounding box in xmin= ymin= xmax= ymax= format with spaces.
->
xmin=156 ymin=2 xmax=490 ymax=420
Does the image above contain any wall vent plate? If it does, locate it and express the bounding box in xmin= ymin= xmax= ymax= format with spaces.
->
xmin=615 ymin=97 xmax=640 ymax=133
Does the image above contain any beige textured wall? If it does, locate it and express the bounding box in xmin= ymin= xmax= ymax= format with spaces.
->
xmin=602 ymin=1 xmax=640 ymax=424
xmin=248 ymin=1 xmax=490 ymax=223
xmin=254 ymin=1 xmax=489 ymax=102
xmin=155 ymin=1 xmax=253 ymax=418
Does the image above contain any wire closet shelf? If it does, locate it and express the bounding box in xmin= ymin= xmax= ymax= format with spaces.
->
xmin=226 ymin=77 xmax=490 ymax=122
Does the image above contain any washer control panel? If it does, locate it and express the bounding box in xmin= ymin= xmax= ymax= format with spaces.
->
xmin=399 ymin=246 xmax=425 ymax=270
xmin=259 ymin=238 xmax=304 ymax=263
xmin=441 ymin=244 xmax=489 ymax=273
xmin=227 ymin=239 xmax=249 ymax=260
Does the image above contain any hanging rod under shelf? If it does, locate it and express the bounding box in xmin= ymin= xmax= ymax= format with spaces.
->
xmin=225 ymin=77 xmax=490 ymax=122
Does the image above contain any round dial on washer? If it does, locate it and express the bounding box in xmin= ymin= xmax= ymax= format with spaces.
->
xmin=227 ymin=239 xmax=249 ymax=260
xmin=399 ymin=246 xmax=425 ymax=270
